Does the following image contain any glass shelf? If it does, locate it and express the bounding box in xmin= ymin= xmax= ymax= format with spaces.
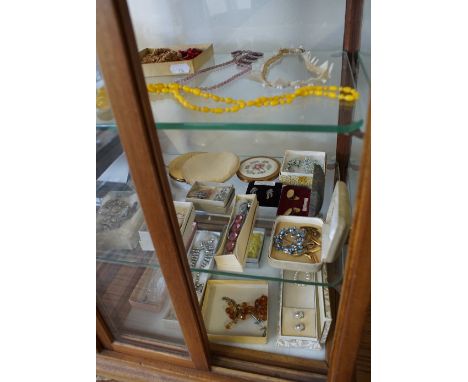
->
xmin=97 ymin=51 xmax=363 ymax=133
xmin=96 ymin=152 xmax=344 ymax=288
xmin=96 ymin=223 xmax=343 ymax=288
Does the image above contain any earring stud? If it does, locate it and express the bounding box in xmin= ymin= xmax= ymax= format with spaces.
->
xmin=295 ymin=323 xmax=305 ymax=332
xmin=293 ymin=311 xmax=304 ymax=319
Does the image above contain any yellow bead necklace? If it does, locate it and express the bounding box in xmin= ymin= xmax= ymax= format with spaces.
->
xmin=147 ymin=83 xmax=359 ymax=114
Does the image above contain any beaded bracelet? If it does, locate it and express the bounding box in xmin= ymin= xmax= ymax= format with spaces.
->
xmin=273 ymin=227 xmax=307 ymax=256
xmin=273 ymin=226 xmax=321 ymax=262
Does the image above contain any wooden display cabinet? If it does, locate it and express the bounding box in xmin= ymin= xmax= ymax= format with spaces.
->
xmin=96 ymin=0 xmax=370 ymax=381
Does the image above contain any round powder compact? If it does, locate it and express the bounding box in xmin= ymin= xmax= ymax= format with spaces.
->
xmin=168 ymin=152 xmax=206 ymax=182
xmin=237 ymin=156 xmax=281 ymax=182
xmin=181 ymin=152 xmax=240 ymax=184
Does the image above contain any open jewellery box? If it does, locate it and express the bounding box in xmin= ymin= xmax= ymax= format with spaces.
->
xmin=139 ymin=201 xmax=196 ymax=251
xmin=185 ymin=181 xmax=235 ymax=215
xmin=163 ymin=229 xmax=222 ymax=329
xmin=277 ymin=269 xmax=332 ymax=349
xmin=201 ymin=280 xmax=269 ymax=344
xmin=268 ymin=181 xmax=351 ymax=272
xmin=279 ymin=150 xmax=326 ymax=189
xmin=214 ymin=194 xmax=259 ymax=272
xmin=139 ymin=43 xmax=214 ymax=77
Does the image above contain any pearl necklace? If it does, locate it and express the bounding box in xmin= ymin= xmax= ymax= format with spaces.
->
xmin=252 ymin=48 xmax=333 ymax=89
xmin=147 ymin=83 xmax=359 ymax=114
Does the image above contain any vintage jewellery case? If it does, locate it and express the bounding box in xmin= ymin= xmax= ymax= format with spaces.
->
xmin=214 ymin=194 xmax=259 ymax=272
xmin=201 ymin=280 xmax=268 ymax=344
xmin=96 ymin=191 xmax=144 ymax=250
xmin=268 ymin=181 xmax=350 ymax=272
xmin=279 ymin=150 xmax=326 ymax=188
xmin=186 ymin=181 xmax=235 ymax=214
xmin=277 ymin=269 xmax=332 ymax=349
xmin=139 ymin=201 xmax=195 ymax=251
xmin=139 ymin=43 xmax=213 ymax=77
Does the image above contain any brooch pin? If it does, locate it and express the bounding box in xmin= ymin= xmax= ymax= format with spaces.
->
xmin=223 ymin=295 xmax=268 ymax=336
xmin=273 ymin=226 xmax=321 ymax=262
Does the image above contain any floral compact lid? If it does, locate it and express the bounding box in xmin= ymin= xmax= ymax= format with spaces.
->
xmin=237 ymin=156 xmax=281 ymax=182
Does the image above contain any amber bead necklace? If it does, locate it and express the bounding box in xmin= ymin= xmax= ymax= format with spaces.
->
xmin=147 ymin=82 xmax=359 ymax=114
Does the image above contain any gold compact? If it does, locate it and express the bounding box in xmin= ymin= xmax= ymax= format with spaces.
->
xmin=236 ymin=156 xmax=281 ymax=182
xmin=168 ymin=152 xmax=206 ymax=182
xmin=182 ymin=152 xmax=240 ymax=184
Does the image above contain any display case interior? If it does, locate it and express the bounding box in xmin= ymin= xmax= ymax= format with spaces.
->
xmin=97 ymin=0 xmax=370 ymax=371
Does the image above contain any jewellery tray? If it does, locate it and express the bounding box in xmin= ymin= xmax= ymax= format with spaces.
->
xmin=185 ymin=181 xmax=235 ymax=215
xmin=214 ymin=194 xmax=259 ymax=272
xmin=268 ymin=181 xmax=351 ymax=272
xmin=139 ymin=43 xmax=214 ymax=77
xmin=139 ymin=201 xmax=196 ymax=251
xmin=277 ymin=269 xmax=332 ymax=349
xmin=279 ymin=150 xmax=326 ymax=189
xmin=96 ymin=191 xmax=144 ymax=250
xmin=128 ymin=268 xmax=170 ymax=314
xmin=201 ymin=280 xmax=268 ymax=344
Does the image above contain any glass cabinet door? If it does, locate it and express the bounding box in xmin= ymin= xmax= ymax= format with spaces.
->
xmin=97 ymin=0 xmax=369 ymax=375
xmin=96 ymin=78 xmax=188 ymax=354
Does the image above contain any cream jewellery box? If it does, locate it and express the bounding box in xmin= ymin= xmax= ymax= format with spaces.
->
xmin=268 ymin=181 xmax=351 ymax=272
xmin=139 ymin=201 xmax=195 ymax=251
xmin=214 ymin=194 xmax=259 ymax=272
xmin=277 ymin=269 xmax=332 ymax=349
xmin=162 ymin=229 xmax=221 ymax=331
xmin=186 ymin=182 xmax=235 ymax=215
xmin=279 ymin=150 xmax=326 ymax=189
xmin=201 ymin=280 xmax=269 ymax=344
xmin=96 ymin=191 xmax=144 ymax=250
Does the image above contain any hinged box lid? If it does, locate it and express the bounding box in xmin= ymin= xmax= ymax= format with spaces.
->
xmin=321 ymin=181 xmax=351 ymax=264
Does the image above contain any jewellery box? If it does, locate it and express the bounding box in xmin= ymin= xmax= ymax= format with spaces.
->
xmin=268 ymin=181 xmax=351 ymax=272
xmin=186 ymin=182 xmax=235 ymax=215
xmin=245 ymin=181 xmax=282 ymax=207
xmin=276 ymin=269 xmax=332 ymax=349
xmin=139 ymin=43 xmax=214 ymax=77
xmin=245 ymin=228 xmax=266 ymax=268
xmin=162 ymin=229 xmax=221 ymax=330
xmin=188 ymin=230 xmax=222 ymax=302
xmin=214 ymin=194 xmax=259 ymax=272
xmin=96 ymin=191 xmax=144 ymax=250
xmin=201 ymin=280 xmax=268 ymax=344
xmin=279 ymin=150 xmax=326 ymax=189
xmin=139 ymin=201 xmax=196 ymax=251
xmin=277 ymin=185 xmax=311 ymax=217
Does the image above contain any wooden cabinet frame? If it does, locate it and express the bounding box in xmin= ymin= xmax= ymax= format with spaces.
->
xmin=96 ymin=1 xmax=370 ymax=381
